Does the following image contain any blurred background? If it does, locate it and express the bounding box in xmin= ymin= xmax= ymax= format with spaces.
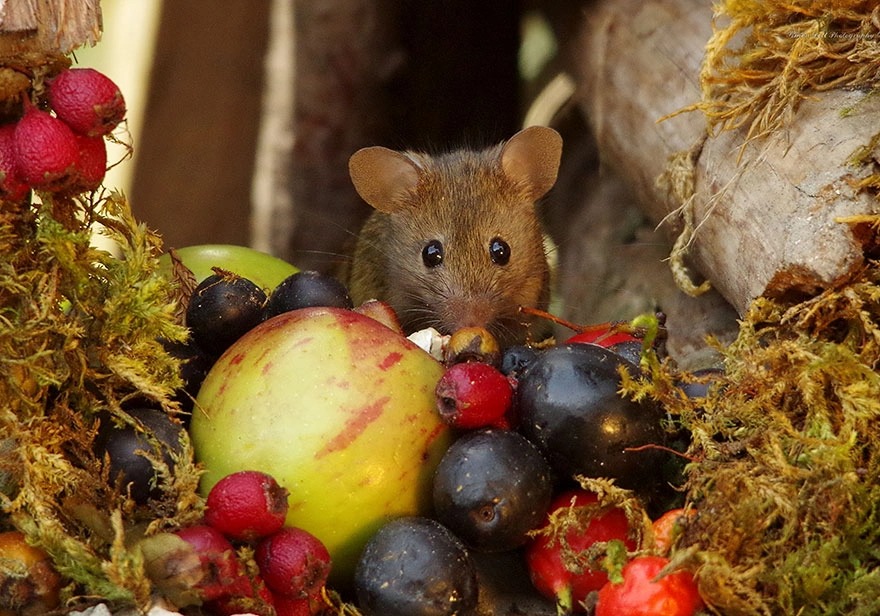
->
xmin=82 ymin=0 xmax=570 ymax=272
xmin=79 ymin=0 xmax=738 ymax=366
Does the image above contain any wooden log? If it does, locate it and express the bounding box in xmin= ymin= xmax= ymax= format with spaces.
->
xmin=129 ymin=1 xmax=269 ymax=249
xmin=0 ymin=0 xmax=101 ymax=54
xmin=561 ymin=0 xmax=880 ymax=314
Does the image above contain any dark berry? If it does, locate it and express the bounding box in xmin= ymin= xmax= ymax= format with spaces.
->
xmin=186 ymin=272 xmax=267 ymax=357
xmin=432 ymin=428 xmax=553 ymax=552
xmin=263 ymin=271 xmax=353 ymax=319
xmin=499 ymin=344 xmax=539 ymax=379
xmin=94 ymin=407 xmax=185 ymax=504
xmin=517 ymin=344 xmax=669 ymax=498
xmin=354 ymin=516 xmax=478 ymax=616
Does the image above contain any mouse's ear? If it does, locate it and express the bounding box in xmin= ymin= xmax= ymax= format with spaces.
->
xmin=500 ymin=126 xmax=562 ymax=201
xmin=349 ymin=146 xmax=421 ymax=213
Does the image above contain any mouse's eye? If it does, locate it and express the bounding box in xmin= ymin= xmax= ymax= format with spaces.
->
xmin=422 ymin=239 xmax=445 ymax=268
xmin=489 ymin=237 xmax=510 ymax=265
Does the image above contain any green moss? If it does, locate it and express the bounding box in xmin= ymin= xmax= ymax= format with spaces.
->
xmin=0 ymin=192 xmax=202 ymax=611
xmin=623 ymin=247 xmax=880 ymax=614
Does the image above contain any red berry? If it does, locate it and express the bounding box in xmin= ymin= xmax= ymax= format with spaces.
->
xmin=0 ymin=123 xmax=29 ymax=201
xmin=595 ymin=555 xmax=704 ymax=616
xmin=205 ymin=470 xmax=290 ymax=541
xmin=46 ymin=68 xmax=126 ymax=137
xmin=526 ymin=489 xmax=636 ymax=613
xmin=255 ymin=526 xmax=331 ymax=599
xmin=652 ymin=508 xmax=697 ymax=556
xmin=273 ymin=592 xmax=319 ymax=616
xmin=435 ymin=361 xmax=513 ymax=429
xmin=207 ymin=572 xmax=276 ymax=616
xmin=174 ymin=524 xmax=246 ymax=602
xmin=70 ymin=133 xmax=107 ymax=192
xmin=13 ymin=104 xmax=80 ymax=191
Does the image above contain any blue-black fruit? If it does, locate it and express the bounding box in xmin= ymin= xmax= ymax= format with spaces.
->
xmin=433 ymin=429 xmax=553 ymax=552
xmin=517 ymin=343 xmax=669 ymax=495
xmin=263 ymin=270 xmax=353 ymax=318
xmin=499 ymin=344 xmax=539 ymax=379
xmin=94 ymin=407 xmax=185 ymax=504
xmin=354 ymin=516 xmax=478 ymax=616
xmin=185 ymin=273 xmax=266 ymax=357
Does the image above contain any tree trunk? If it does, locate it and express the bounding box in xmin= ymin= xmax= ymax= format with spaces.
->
xmin=561 ymin=0 xmax=879 ymax=314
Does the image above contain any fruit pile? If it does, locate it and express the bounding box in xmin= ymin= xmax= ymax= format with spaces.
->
xmin=152 ymin=256 xmax=705 ymax=615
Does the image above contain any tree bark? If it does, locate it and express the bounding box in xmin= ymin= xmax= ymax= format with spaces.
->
xmin=563 ymin=0 xmax=879 ymax=314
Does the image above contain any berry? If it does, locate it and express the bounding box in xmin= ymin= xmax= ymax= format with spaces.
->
xmin=13 ymin=102 xmax=80 ymax=191
xmin=353 ymin=299 xmax=404 ymax=334
xmin=205 ymin=470 xmax=289 ymax=542
xmin=186 ymin=272 xmax=267 ymax=357
xmin=174 ymin=525 xmax=247 ymax=602
xmin=435 ymin=361 xmax=513 ymax=430
xmin=0 ymin=530 xmax=62 ymax=615
xmin=652 ymin=508 xmax=697 ymax=555
xmin=432 ymin=429 xmax=553 ymax=552
xmin=0 ymin=123 xmax=28 ymax=201
xmin=207 ymin=573 xmax=276 ymax=616
xmin=46 ymin=67 xmax=126 ymax=136
xmin=255 ymin=526 xmax=331 ymax=599
xmin=499 ymin=344 xmax=539 ymax=379
xmin=526 ymin=489 xmax=636 ymax=612
xmin=93 ymin=407 xmax=185 ymax=504
xmin=263 ymin=270 xmax=353 ymax=319
xmin=354 ymin=516 xmax=478 ymax=616
xmin=517 ymin=344 xmax=670 ymax=498
xmin=595 ymin=555 xmax=704 ymax=616
xmin=70 ymin=133 xmax=107 ymax=191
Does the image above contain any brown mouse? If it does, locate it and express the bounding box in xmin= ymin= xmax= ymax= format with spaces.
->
xmin=346 ymin=125 xmax=562 ymax=346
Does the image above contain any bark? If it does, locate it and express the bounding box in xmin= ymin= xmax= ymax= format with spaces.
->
xmin=0 ymin=0 xmax=101 ymax=54
xmin=129 ymin=1 xmax=269 ymax=250
xmin=564 ymin=0 xmax=879 ymax=314
xmin=283 ymin=0 xmax=400 ymax=272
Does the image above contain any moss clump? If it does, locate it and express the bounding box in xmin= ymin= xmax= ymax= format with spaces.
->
xmin=625 ymin=237 xmax=880 ymax=615
xmin=687 ymin=1 xmax=880 ymax=141
xmin=0 ymin=193 xmax=203 ymax=612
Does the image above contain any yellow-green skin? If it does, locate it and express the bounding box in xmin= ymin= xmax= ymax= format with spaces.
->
xmin=190 ymin=307 xmax=452 ymax=586
xmin=158 ymin=244 xmax=298 ymax=291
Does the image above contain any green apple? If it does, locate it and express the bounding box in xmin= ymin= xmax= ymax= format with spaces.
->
xmin=158 ymin=244 xmax=298 ymax=291
xmin=190 ymin=307 xmax=452 ymax=586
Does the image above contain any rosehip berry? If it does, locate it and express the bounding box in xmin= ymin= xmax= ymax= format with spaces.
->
xmin=205 ymin=470 xmax=290 ymax=541
xmin=273 ymin=592 xmax=319 ymax=616
xmin=174 ymin=525 xmax=246 ymax=602
xmin=526 ymin=489 xmax=637 ymax=613
xmin=595 ymin=555 xmax=704 ymax=616
xmin=255 ymin=526 xmax=332 ymax=599
xmin=207 ymin=572 xmax=276 ymax=616
xmin=0 ymin=124 xmax=28 ymax=201
xmin=435 ymin=361 xmax=513 ymax=430
xmin=70 ymin=133 xmax=107 ymax=192
xmin=652 ymin=508 xmax=697 ymax=556
xmin=13 ymin=103 xmax=80 ymax=191
xmin=46 ymin=67 xmax=126 ymax=137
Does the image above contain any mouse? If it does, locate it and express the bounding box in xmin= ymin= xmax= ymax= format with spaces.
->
xmin=346 ymin=125 xmax=562 ymax=347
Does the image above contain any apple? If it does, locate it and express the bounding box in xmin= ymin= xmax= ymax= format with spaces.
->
xmin=158 ymin=244 xmax=298 ymax=291
xmin=190 ymin=307 xmax=452 ymax=586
